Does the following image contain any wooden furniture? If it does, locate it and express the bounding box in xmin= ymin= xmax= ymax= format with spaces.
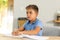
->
xmin=0 ymin=34 xmax=60 ymax=40
xmin=54 ymin=20 xmax=60 ymax=23
xmin=54 ymin=14 xmax=60 ymax=23
xmin=18 ymin=17 xmax=27 ymax=28
xmin=48 ymin=37 xmax=60 ymax=40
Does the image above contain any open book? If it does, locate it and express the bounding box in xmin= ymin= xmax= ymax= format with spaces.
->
xmin=3 ymin=33 xmax=49 ymax=40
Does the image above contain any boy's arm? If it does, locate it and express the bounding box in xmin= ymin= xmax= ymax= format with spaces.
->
xmin=22 ymin=26 xmax=41 ymax=35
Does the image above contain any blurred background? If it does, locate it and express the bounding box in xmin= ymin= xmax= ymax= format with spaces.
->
xmin=0 ymin=0 xmax=13 ymax=34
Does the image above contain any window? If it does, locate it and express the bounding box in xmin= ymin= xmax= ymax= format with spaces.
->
xmin=0 ymin=0 xmax=8 ymax=27
xmin=0 ymin=0 xmax=13 ymax=34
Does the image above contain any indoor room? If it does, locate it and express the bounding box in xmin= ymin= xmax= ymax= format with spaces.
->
xmin=0 ymin=0 xmax=60 ymax=40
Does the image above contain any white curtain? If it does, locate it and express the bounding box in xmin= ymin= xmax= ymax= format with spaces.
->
xmin=0 ymin=7 xmax=13 ymax=34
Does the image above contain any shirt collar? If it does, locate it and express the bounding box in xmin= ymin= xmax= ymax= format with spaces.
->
xmin=28 ymin=18 xmax=38 ymax=24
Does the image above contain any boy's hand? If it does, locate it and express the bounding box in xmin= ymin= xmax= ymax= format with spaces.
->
xmin=12 ymin=31 xmax=23 ymax=36
xmin=12 ymin=31 xmax=18 ymax=36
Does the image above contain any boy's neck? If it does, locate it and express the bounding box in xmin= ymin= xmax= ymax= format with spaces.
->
xmin=29 ymin=18 xmax=37 ymax=24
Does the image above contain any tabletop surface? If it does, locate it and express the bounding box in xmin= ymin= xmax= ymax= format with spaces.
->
xmin=0 ymin=34 xmax=60 ymax=40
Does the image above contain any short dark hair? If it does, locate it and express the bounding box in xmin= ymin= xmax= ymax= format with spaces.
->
xmin=26 ymin=5 xmax=38 ymax=13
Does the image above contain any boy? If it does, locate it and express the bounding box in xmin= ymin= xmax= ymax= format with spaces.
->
xmin=12 ymin=5 xmax=43 ymax=36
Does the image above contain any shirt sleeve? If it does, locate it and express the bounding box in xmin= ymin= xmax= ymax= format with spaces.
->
xmin=35 ymin=21 xmax=43 ymax=28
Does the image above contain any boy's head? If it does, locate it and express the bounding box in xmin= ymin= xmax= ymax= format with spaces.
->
xmin=26 ymin=5 xmax=39 ymax=21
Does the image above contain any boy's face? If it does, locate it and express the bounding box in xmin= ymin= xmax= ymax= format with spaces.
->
xmin=26 ymin=9 xmax=38 ymax=21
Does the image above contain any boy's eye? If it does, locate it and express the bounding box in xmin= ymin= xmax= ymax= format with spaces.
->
xmin=26 ymin=12 xmax=32 ymax=14
xmin=30 ymin=12 xmax=32 ymax=14
xmin=26 ymin=12 xmax=28 ymax=14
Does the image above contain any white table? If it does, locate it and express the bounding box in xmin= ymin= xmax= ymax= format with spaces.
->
xmin=0 ymin=34 xmax=60 ymax=40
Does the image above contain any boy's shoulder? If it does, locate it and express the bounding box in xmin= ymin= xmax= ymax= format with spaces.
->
xmin=36 ymin=19 xmax=43 ymax=28
xmin=36 ymin=19 xmax=42 ymax=23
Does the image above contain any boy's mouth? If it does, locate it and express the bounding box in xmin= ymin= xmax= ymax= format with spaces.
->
xmin=27 ymin=17 xmax=30 ymax=18
xmin=27 ymin=17 xmax=30 ymax=19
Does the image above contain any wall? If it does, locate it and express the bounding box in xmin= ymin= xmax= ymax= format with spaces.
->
xmin=14 ymin=0 xmax=60 ymax=29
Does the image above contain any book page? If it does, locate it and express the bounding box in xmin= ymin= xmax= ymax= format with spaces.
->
xmin=3 ymin=34 xmax=49 ymax=40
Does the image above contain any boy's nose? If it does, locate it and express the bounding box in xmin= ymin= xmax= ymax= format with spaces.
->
xmin=27 ymin=15 xmax=30 ymax=18
xmin=27 ymin=13 xmax=30 ymax=17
